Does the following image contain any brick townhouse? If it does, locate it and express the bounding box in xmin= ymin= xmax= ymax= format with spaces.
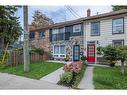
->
xmin=29 ymin=9 xmax=127 ymax=63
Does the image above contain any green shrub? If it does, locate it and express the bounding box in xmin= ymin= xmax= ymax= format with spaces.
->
xmin=81 ymin=55 xmax=87 ymax=63
xmin=60 ymin=72 xmax=73 ymax=84
xmin=31 ymin=48 xmax=44 ymax=55
xmin=58 ymin=64 xmax=87 ymax=88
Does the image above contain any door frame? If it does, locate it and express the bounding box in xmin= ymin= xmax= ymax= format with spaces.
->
xmin=73 ymin=45 xmax=80 ymax=61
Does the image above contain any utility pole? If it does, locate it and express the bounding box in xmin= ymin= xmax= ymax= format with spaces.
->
xmin=23 ymin=6 xmax=30 ymax=72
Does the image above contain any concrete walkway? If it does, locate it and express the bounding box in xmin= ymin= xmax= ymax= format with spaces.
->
xmin=78 ymin=66 xmax=94 ymax=89
xmin=0 ymin=72 xmax=68 ymax=89
xmin=40 ymin=67 xmax=64 ymax=84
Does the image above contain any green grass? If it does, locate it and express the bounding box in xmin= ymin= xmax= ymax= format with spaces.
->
xmin=0 ymin=61 xmax=63 ymax=79
xmin=93 ymin=66 xmax=127 ymax=89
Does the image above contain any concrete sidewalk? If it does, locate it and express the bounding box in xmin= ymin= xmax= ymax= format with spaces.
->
xmin=40 ymin=67 xmax=64 ymax=84
xmin=78 ymin=66 xmax=94 ymax=89
xmin=0 ymin=73 xmax=68 ymax=89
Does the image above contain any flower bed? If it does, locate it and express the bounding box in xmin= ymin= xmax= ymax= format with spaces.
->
xmin=58 ymin=61 xmax=87 ymax=88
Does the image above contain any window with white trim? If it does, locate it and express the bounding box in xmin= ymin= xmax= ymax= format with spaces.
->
xmin=112 ymin=18 xmax=124 ymax=34
xmin=73 ymin=24 xmax=81 ymax=33
xmin=53 ymin=45 xmax=66 ymax=58
xmin=112 ymin=40 xmax=124 ymax=46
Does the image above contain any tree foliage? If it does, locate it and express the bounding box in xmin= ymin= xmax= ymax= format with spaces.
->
xmin=112 ymin=5 xmax=127 ymax=11
xmin=0 ymin=6 xmax=22 ymax=48
xmin=30 ymin=10 xmax=54 ymax=28
xmin=116 ymin=46 xmax=127 ymax=75
xmin=97 ymin=45 xmax=119 ymax=64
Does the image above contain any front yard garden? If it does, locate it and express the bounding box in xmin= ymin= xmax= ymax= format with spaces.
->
xmin=57 ymin=61 xmax=87 ymax=89
xmin=0 ymin=61 xmax=63 ymax=79
xmin=93 ymin=66 xmax=127 ymax=89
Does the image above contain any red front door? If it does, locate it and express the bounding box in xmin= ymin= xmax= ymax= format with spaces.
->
xmin=87 ymin=44 xmax=96 ymax=63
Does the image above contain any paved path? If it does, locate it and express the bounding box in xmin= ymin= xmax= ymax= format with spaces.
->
xmin=0 ymin=72 xmax=68 ymax=89
xmin=78 ymin=66 xmax=94 ymax=89
xmin=40 ymin=67 xmax=64 ymax=84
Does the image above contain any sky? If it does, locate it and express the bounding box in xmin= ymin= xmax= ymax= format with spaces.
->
xmin=16 ymin=6 xmax=112 ymax=26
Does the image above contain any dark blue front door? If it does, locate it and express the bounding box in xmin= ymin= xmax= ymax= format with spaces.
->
xmin=73 ymin=45 xmax=80 ymax=61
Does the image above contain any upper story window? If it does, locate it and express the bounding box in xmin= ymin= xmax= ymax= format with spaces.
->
xmin=39 ymin=31 xmax=45 ymax=38
xmin=52 ymin=28 xmax=65 ymax=41
xmin=91 ymin=21 xmax=100 ymax=36
xmin=73 ymin=24 xmax=81 ymax=33
xmin=52 ymin=29 xmax=59 ymax=34
xmin=29 ymin=32 xmax=35 ymax=39
xmin=112 ymin=18 xmax=124 ymax=34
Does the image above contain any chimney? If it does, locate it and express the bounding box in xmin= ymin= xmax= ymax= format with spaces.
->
xmin=87 ymin=9 xmax=91 ymax=17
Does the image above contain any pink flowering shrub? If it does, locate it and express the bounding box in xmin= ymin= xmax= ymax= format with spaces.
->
xmin=63 ymin=61 xmax=83 ymax=73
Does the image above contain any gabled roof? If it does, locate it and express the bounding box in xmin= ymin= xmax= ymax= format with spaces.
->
xmin=29 ymin=9 xmax=127 ymax=32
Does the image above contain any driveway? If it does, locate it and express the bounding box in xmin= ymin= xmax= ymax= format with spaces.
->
xmin=0 ymin=72 xmax=68 ymax=89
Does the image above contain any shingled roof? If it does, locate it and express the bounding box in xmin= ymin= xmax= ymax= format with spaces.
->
xmin=29 ymin=9 xmax=127 ymax=32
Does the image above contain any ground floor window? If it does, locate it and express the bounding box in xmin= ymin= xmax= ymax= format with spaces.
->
xmin=53 ymin=45 xmax=66 ymax=58
xmin=112 ymin=39 xmax=124 ymax=46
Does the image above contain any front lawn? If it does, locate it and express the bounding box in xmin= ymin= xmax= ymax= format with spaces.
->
xmin=0 ymin=61 xmax=63 ymax=79
xmin=93 ymin=66 xmax=127 ymax=89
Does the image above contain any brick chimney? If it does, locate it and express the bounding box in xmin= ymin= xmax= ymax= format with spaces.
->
xmin=87 ymin=9 xmax=91 ymax=17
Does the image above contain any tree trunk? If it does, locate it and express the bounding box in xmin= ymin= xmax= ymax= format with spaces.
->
xmin=121 ymin=60 xmax=125 ymax=75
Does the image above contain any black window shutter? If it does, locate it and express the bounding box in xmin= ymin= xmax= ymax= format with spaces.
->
xmin=49 ymin=29 xmax=52 ymax=42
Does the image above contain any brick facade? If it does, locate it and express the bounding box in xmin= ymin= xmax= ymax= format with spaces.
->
xmin=29 ymin=29 xmax=51 ymax=52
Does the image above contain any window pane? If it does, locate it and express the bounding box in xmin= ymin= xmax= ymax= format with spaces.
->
xmin=113 ymin=40 xmax=124 ymax=46
xmin=54 ymin=45 xmax=59 ymax=54
xmin=39 ymin=32 xmax=45 ymax=38
xmin=60 ymin=45 xmax=65 ymax=54
xmin=52 ymin=29 xmax=58 ymax=34
xmin=52 ymin=34 xmax=57 ymax=41
xmin=59 ymin=28 xmax=64 ymax=33
xmin=113 ymin=18 xmax=123 ymax=33
xmin=73 ymin=24 xmax=81 ymax=33
xmin=91 ymin=22 xmax=100 ymax=35
xmin=29 ymin=32 xmax=35 ymax=39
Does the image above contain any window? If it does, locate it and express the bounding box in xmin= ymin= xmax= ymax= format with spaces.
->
xmin=112 ymin=18 xmax=124 ymax=34
xmin=52 ymin=28 xmax=65 ymax=41
xmin=39 ymin=31 xmax=45 ymax=38
xmin=29 ymin=32 xmax=35 ymax=39
xmin=73 ymin=24 xmax=81 ymax=33
xmin=53 ymin=45 xmax=66 ymax=58
xmin=112 ymin=40 xmax=124 ymax=46
xmin=91 ymin=22 xmax=100 ymax=36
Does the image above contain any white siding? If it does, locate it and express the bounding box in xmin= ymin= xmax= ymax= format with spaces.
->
xmin=84 ymin=16 xmax=127 ymax=48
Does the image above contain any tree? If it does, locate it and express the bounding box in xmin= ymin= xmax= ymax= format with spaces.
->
xmin=30 ymin=10 xmax=54 ymax=28
xmin=112 ymin=5 xmax=127 ymax=11
xmin=97 ymin=45 xmax=119 ymax=67
xmin=117 ymin=46 xmax=127 ymax=75
xmin=0 ymin=6 xmax=22 ymax=64
xmin=0 ymin=6 xmax=22 ymax=48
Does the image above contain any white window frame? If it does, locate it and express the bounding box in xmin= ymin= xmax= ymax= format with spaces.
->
xmin=53 ymin=45 xmax=66 ymax=58
xmin=73 ymin=24 xmax=81 ymax=33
